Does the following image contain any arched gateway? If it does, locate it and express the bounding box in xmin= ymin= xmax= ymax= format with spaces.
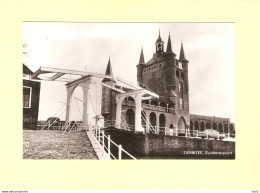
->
xmin=178 ymin=117 xmax=186 ymax=134
xmin=116 ymin=89 xmax=159 ymax=133
xmin=65 ymin=76 xmax=103 ymax=130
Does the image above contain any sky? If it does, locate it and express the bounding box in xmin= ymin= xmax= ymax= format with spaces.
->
xmin=23 ymin=22 xmax=235 ymax=122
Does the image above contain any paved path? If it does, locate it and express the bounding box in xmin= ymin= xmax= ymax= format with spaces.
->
xmin=87 ymin=130 xmax=111 ymax=160
xmin=23 ymin=130 xmax=98 ymax=159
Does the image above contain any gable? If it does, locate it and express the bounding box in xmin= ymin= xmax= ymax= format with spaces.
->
xmin=23 ymin=64 xmax=33 ymax=75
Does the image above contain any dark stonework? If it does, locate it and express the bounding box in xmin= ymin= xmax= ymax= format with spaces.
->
xmin=136 ymin=33 xmax=190 ymax=130
xmin=104 ymin=127 xmax=235 ymax=159
xmin=23 ymin=79 xmax=41 ymax=129
xmin=23 ymin=64 xmax=41 ymax=130
xmin=101 ymin=84 xmax=118 ymax=125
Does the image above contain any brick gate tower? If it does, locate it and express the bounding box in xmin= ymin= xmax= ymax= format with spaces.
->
xmin=136 ymin=31 xmax=190 ymax=128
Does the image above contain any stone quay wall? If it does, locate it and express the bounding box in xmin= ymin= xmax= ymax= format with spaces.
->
xmin=103 ymin=127 xmax=235 ymax=159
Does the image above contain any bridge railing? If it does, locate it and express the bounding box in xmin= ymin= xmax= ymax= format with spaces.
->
xmin=122 ymin=101 xmax=175 ymax=114
xmin=102 ymin=120 xmax=233 ymax=140
xmin=37 ymin=121 xmax=65 ymax=130
xmin=156 ymin=128 xmax=200 ymax=138
xmin=91 ymin=126 xmax=137 ymax=160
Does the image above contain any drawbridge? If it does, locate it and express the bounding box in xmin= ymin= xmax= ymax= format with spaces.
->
xmin=29 ymin=66 xmax=159 ymax=159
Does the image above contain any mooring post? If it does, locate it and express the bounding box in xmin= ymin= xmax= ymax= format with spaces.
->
xmin=118 ymin=145 xmax=122 ymax=160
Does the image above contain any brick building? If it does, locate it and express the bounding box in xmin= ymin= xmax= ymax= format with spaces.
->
xmin=101 ymin=31 xmax=235 ymax=135
xmin=23 ymin=64 xmax=41 ymax=129
xmin=190 ymin=114 xmax=235 ymax=134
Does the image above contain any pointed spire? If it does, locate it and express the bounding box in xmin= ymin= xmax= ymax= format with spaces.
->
xmin=155 ymin=30 xmax=164 ymax=52
xmin=179 ymin=41 xmax=187 ymax=61
xmin=103 ymin=56 xmax=115 ymax=82
xmin=155 ymin=29 xmax=164 ymax=44
xmin=166 ymin=32 xmax=173 ymax=53
xmin=138 ymin=47 xmax=145 ymax=64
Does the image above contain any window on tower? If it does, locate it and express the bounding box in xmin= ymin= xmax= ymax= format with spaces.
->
xmin=158 ymin=44 xmax=161 ymax=51
xmin=181 ymin=72 xmax=184 ymax=80
xmin=179 ymin=82 xmax=184 ymax=109
xmin=178 ymin=62 xmax=183 ymax=69
xmin=176 ymin=70 xmax=179 ymax=78
xmin=179 ymin=82 xmax=183 ymax=93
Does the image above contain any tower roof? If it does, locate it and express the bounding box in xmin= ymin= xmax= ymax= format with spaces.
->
xmin=102 ymin=57 xmax=115 ymax=82
xmin=138 ymin=47 xmax=145 ymax=64
xmin=179 ymin=41 xmax=188 ymax=61
xmin=155 ymin=30 xmax=164 ymax=44
xmin=166 ymin=32 xmax=174 ymax=54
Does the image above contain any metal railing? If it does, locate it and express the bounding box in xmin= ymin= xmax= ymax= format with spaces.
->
xmin=63 ymin=121 xmax=78 ymax=134
xmin=37 ymin=121 xmax=65 ymax=130
xmin=93 ymin=119 xmax=234 ymax=141
xmin=37 ymin=121 xmax=82 ymax=131
xmin=122 ymin=101 xmax=175 ymax=114
xmin=104 ymin=120 xmax=115 ymax=128
xmin=91 ymin=127 xmax=137 ymax=160
xmin=141 ymin=112 xmax=157 ymax=134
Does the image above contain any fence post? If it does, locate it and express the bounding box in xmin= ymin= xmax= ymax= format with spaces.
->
xmin=118 ymin=145 xmax=122 ymax=160
xmin=98 ymin=127 xmax=101 ymax=144
xmin=102 ymin=130 xmax=105 ymax=149
xmin=165 ymin=127 xmax=167 ymax=135
xmin=176 ymin=127 xmax=178 ymax=136
xmin=185 ymin=129 xmax=188 ymax=137
xmin=228 ymin=132 xmax=230 ymax=138
xmin=217 ymin=132 xmax=219 ymax=140
xmin=197 ymin=130 xmax=198 ymax=138
xmin=108 ymin=135 xmax=111 ymax=158
xmin=206 ymin=130 xmax=208 ymax=139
